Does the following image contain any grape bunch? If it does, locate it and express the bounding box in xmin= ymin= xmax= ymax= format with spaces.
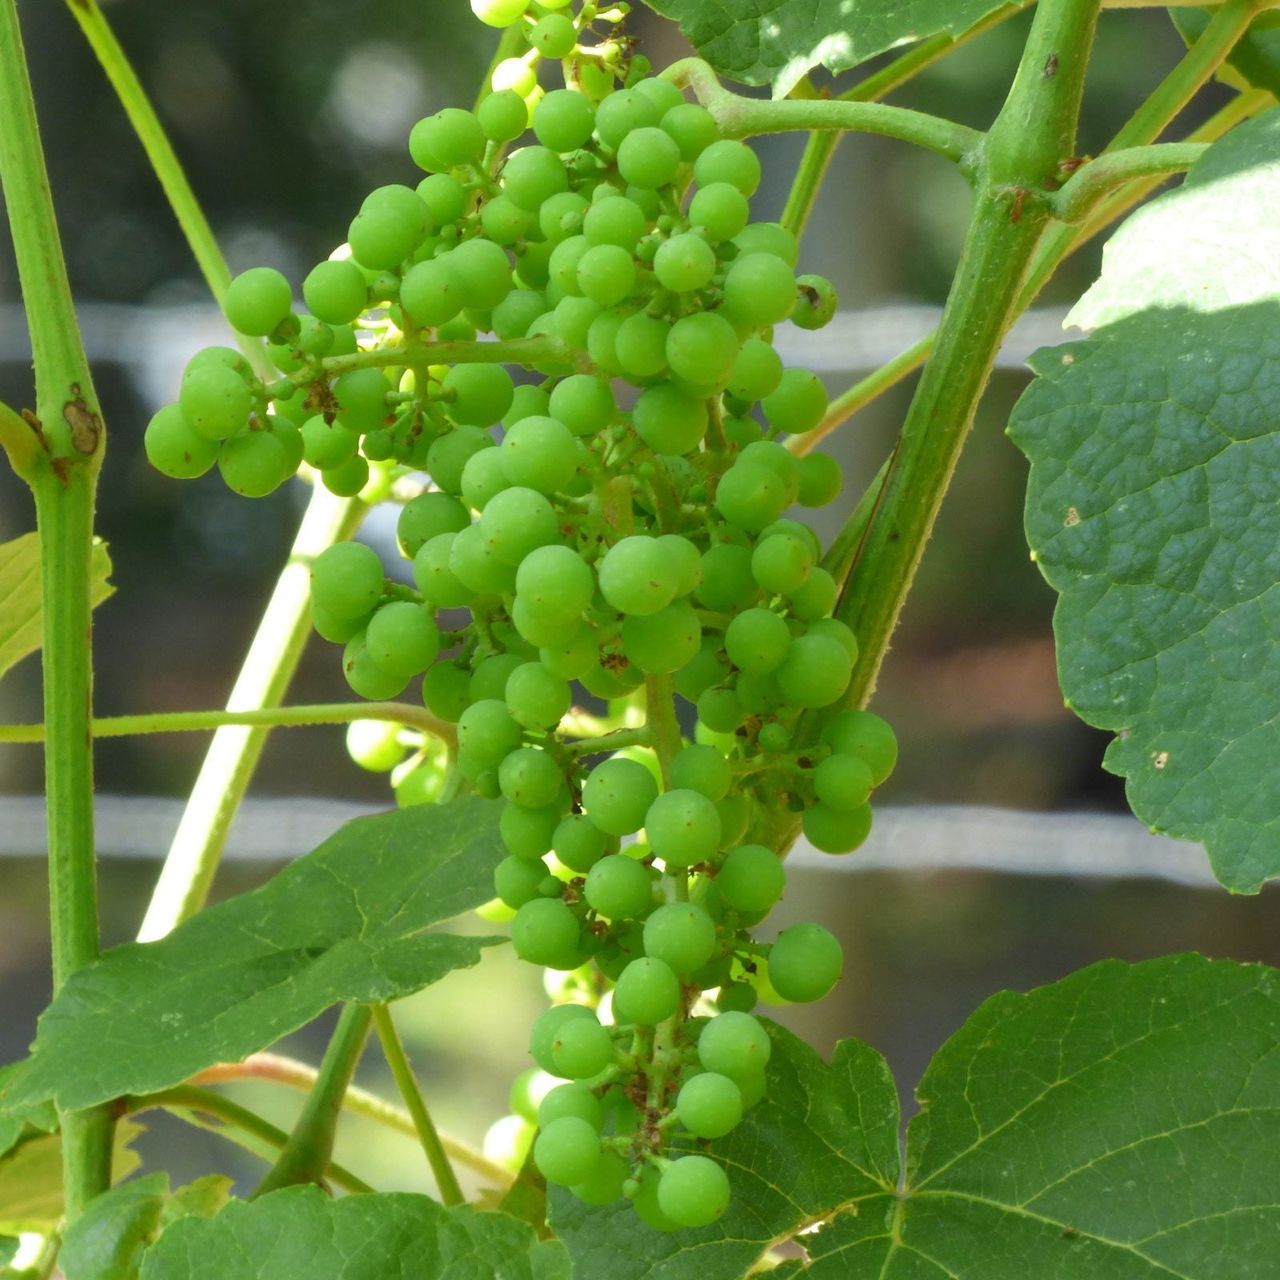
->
xmin=145 ymin=0 xmax=896 ymax=1231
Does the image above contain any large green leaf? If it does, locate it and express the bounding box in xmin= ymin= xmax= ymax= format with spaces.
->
xmin=640 ymin=0 xmax=1010 ymax=97
xmin=1010 ymin=111 xmax=1280 ymax=890
xmin=137 ymin=1187 xmax=567 ymax=1280
xmin=0 ymin=1066 xmax=55 ymax=1160
xmin=0 ymin=531 xmax=114 ymax=682
xmin=556 ymin=956 xmax=1280 ymax=1278
xmin=1172 ymin=11 xmax=1280 ymax=98
xmin=0 ymin=799 xmax=504 ymax=1113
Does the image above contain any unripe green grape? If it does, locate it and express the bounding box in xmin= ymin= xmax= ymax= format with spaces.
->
xmin=398 ymin=494 xmax=469 ymax=561
xmin=552 ymin=813 xmax=614 ymax=873
xmin=616 ymin=125 xmax=681 ymax=189
xmin=698 ymin=1010 xmax=770 ymax=1079
xmin=512 ymin=896 xmax=581 ymax=968
xmin=661 ymin=101 xmax=718 ymax=159
xmin=687 ymin=181 xmax=749 ymax=242
xmin=504 ymin=387 xmax=552 ymax=433
xmin=775 ymin=634 xmax=851 ymax=708
xmin=550 ymin=1014 xmax=614 ymax=1078
xmin=613 ymin=956 xmax=680 ymax=1025
xmin=792 ymin=272 xmax=838 ymax=329
xmin=723 ymin=252 xmax=796 ymax=327
xmin=821 ymin=709 xmax=897 ymax=785
xmin=658 ymin=1155 xmax=731 ymax=1228
xmin=621 ymin=599 xmax=702 ymax=675
xmin=815 ymin=755 xmax=874 ymax=811
xmin=500 ymin=415 xmax=579 ymax=493
xmin=185 ymin=343 xmax=251 ymax=378
xmin=344 ymin=719 xmax=405 ymax=772
xmin=631 ymin=382 xmax=706 ymax=455
xmin=667 ymin=311 xmax=739 ymax=387
xmin=365 ymin=601 xmax=439 ymax=676
xmin=301 ymin=259 xmax=367 ymax=325
xmin=475 ymin=486 xmax=557 ymax=566
xmin=584 ymin=854 xmax=653 ymax=920
xmin=631 ymin=1164 xmax=681 ymax=1232
xmin=223 ymin=266 xmax=293 ymax=337
xmin=763 ymin=368 xmax=828 ymax=434
xmin=643 ymin=901 xmax=717 ymax=973
xmin=677 ymin=1072 xmax=743 ymax=1139
xmin=807 ymin=616 xmax=857 ymax=659
xmin=533 ymin=88 xmax=594 ymax=151
xmin=495 ymin=853 xmax=550 ymax=908
xmin=478 ymin=88 xmax=528 ymax=142
xmin=483 ymin=1113 xmax=535 ymax=1172
xmin=717 ymin=981 xmax=758 ymax=1014
xmin=734 ymin=221 xmax=799 ymax=266
xmin=539 ymin=191 xmax=589 ymax=245
xmin=473 ymin=655 xmax=527 ymax=703
xmin=441 ymin=363 xmax=512 ymax=427
xmin=584 ymin=306 xmax=627 ymax=376
xmin=582 ymin=756 xmax=658 ymax=836
xmin=535 ymin=1115 xmax=601 ymax=1187
xmin=512 ymin=597 xmax=580 ymax=648
xmin=460 ymin=447 xmax=509 ymax=511
xmin=613 ymin=312 xmax=668 ymax=380
xmin=547 ymin=234 xmax=590 ymax=298
xmin=417 ymin=172 xmax=468 ymax=225
xmin=697 ymin=685 xmax=743 ymax=734
xmin=575 ymin=243 xmax=635 ymax=306
xmin=179 ymin=364 xmax=253 ymax=441
xmin=582 ymin=196 xmax=647 ymax=251
xmin=657 ymin=534 xmax=702 ymax=596
xmin=332 ymin=372 xmax=389 ymax=436
xmin=349 ymin=186 xmax=429 ymax=268
xmin=425 ymin=425 xmax=488 ymax=495
xmin=322 ymin=453 xmax=370 ymax=498
xmin=504 ymin=662 xmax=571 ymax=730
xmin=530 ymin=1003 xmax=595 ymax=1073
xmin=503 ymin=146 xmax=569 ymax=211
xmin=479 ymin=194 xmax=533 ymax=245
xmin=456 ymin=698 xmax=522 ymax=767
xmin=694 ymin=543 xmax=757 ymax=612
xmin=796 ymin=450 xmax=842 ymax=507
xmin=528 ymin=12 xmax=576 ymax=57
xmin=412 ymin=534 xmax=474 ymax=609
xmin=645 ymin=787 xmax=723 ymax=869
xmin=471 ymin=0 xmax=527 ymax=27
xmin=716 ymin=843 xmax=785 ymax=914
xmin=499 ymin=747 xmax=563 ymax=808
xmin=572 ymin=1148 xmax=629 ymax=1206
xmin=399 ymin=258 xmax=461 ymax=327
xmin=803 ymin=800 xmax=873 ymax=855
xmin=312 ymin=542 xmax=384 ymax=620
xmin=144 ymin=403 xmax=219 ymax=479
xmin=594 ymin=88 xmax=658 ymax=149
xmin=450 ymin=521 xmax=517 ymax=594
xmin=540 ymin=625 xmax=598 ymax=681
xmin=737 ymin=442 xmax=800 ymax=501
xmin=669 ymin=744 xmax=731 ymax=801
xmin=412 ymin=108 xmax=485 ymax=170
xmin=500 ymin=800 xmax=561 ymax=860
xmin=539 ymin=1082 xmax=602 ymax=1130
xmin=514 ymin=543 xmax=594 ymax=620
xmin=653 ymin=232 xmax=716 ymax=293
xmin=694 ymin=138 xmax=760 ymax=195
xmin=752 ymin=533 xmax=812 ymax=595
xmin=769 ymin=922 xmax=842 ymax=1003
xmin=548 ymin=374 xmax=614 ymax=436
xmin=727 ymin=337 xmax=783 ymax=403
xmin=446 ymin=238 xmax=513 ymax=311
xmin=787 ymin=566 xmax=837 ymax=621
xmin=342 ymin=635 xmax=408 ymax=700
xmin=714 ymin=463 xmax=790 ymax=533
xmin=598 ymin=535 xmax=676 ymax=616
xmin=421 ymin=661 xmax=471 ymax=722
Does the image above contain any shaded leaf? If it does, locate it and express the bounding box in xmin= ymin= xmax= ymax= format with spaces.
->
xmin=138 ymin=1187 xmax=556 ymax=1280
xmin=640 ymin=0 xmax=1009 ymax=96
xmin=1172 ymin=11 xmax=1280 ymax=98
xmin=1 ymin=799 xmax=504 ymax=1113
xmin=0 ymin=1237 xmax=17 ymax=1269
xmin=0 ymin=532 xmax=113 ymax=682
xmin=0 ymin=1066 xmax=56 ymax=1161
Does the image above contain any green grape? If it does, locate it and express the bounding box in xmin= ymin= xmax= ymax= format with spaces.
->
xmin=503 ymin=146 xmax=569 ymax=211
xmin=179 ymin=363 xmax=252 ymax=441
xmin=793 ymin=273 xmax=838 ymax=329
xmin=413 ymin=534 xmax=476 ymax=609
xmin=769 ymin=922 xmax=842 ymax=1002
xmin=530 ymin=1003 xmax=595 ymax=1072
xmin=417 ymin=172 xmax=468 ymax=225
xmin=443 ymin=363 xmax=514 ymax=427
xmin=585 ymin=306 xmax=628 ymax=375
xmin=644 ymin=790 xmax=722 ymax=869
xmin=631 ymin=382 xmax=706 ymax=455
xmin=292 ymin=316 xmax=333 ymax=357
xmin=716 ymin=843 xmax=785 ymax=913
xmin=697 ymin=685 xmax=743 ymax=734
xmin=717 ymin=981 xmax=758 ymax=1013
xmin=667 ymin=311 xmax=739 ymax=386
xmin=446 ymin=238 xmax=513 ymax=310
xmin=397 ymin=492 xmax=470 ymax=558
xmin=511 ymin=896 xmax=580 ymax=968
xmin=616 ymin=125 xmax=681 ymax=188
xmin=501 ymin=662 xmax=568 ymax=729
xmin=582 ymin=756 xmax=659 ymax=836
xmin=426 ymin=425 xmax=490 ymax=493
xmin=653 ymin=233 xmax=716 ymax=293
xmin=669 ymin=744 xmax=731 ymax=801
xmin=584 ymin=854 xmax=653 ymax=920
xmin=539 ymin=1082 xmax=602 ymax=1130
xmin=344 ymin=718 xmax=405 ymax=772
xmin=493 ymin=55 xmax=538 ymax=97
xmin=400 ymin=258 xmax=462 ymax=326
xmin=724 ymin=338 xmax=782 ymax=405
xmin=698 ymin=1010 xmax=770 ymax=1079
xmin=223 ymin=267 xmax=292 ymax=337
xmin=493 ymin=290 xmax=547 ymax=344
xmin=478 ymin=87 xmax=528 ymax=142
xmin=498 ymin=746 xmax=563 ymax=808
xmin=263 ymin=415 xmax=301 ymax=479
xmin=411 ymin=108 xmax=485 ymax=170
xmin=500 ymin=415 xmax=579 ymax=493
xmin=803 ymin=800 xmax=873 ymax=854
xmin=733 ymin=221 xmax=798 ymax=266
xmin=657 ymin=1155 xmax=731 ymax=1228
xmin=330 ymin=369 xmax=388 ymax=434
xmin=514 ymin=543 xmax=594 ymax=619
xmin=631 ymin=1164 xmax=680 ymax=1232
xmin=450 ymin=521 xmax=518 ymax=595
xmin=510 ymin=1067 xmax=557 ymax=1124
xmin=695 ymin=543 xmax=757 ymax=611
xmin=540 ymin=625 xmax=599 ymax=680
xmin=660 ymin=101 xmax=717 ymax=159
xmin=533 ymin=88 xmax=595 ymax=151
xmin=512 ymin=597 xmax=581 ymax=648
xmin=598 ymin=536 xmax=676 ymax=616
xmin=348 ymin=185 xmax=429 ymax=269
xmin=363 ymin=601 xmax=439 ymax=676
xmin=312 ymin=542 xmax=383 ymax=620
xmin=548 ymin=234 xmax=590 ymax=297
xmin=735 ymin=670 xmax=784 ymax=716
xmin=144 ymin=403 xmax=219 ymax=479
xmin=642 ymin=901 xmax=716 ymax=973
xmin=738 ymin=444 xmax=800 ymax=501
xmin=504 ymin=382 xmax=553 ymax=427
xmin=676 ymin=1072 xmax=742 ymax=1139
xmin=722 ymin=415 xmax=763 ymax=447
xmin=796 ymin=450 xmax=842 ymax=507
xmin=572 ymin=1148 xmax=629 ymax=1206
xmin=552 ymin=813 xmax=614 ymax=873
xmin=421 ymin=661 xmax=472 ymax=721
xmin=495 ymin=854 xmax=549 ymax=908
xmin=714 ymin=464 xmax=789 ymax=533
xmin=456 ymin=698 xmax=523 ymax=767
xmin=821 ymin=710 xmax=897 ymax=785
xmin=534 ymin=1116 xmax=601 ymax=1186
xmin=612 ymin=956 xmax=680 ymax=1025
xmin=460 ymin=448 xmax=508 ymax=510
xmin=342 ymin=635 xmax=408 ymax=700
xmin=786 ymin=566 xmax=837 ymax=622
xmin=499 ymin=799 xmax=561 ymax=859
xmin=529 ymin=12 xmax=576 ymax=56
xmin=302 ymin=259 xmax=367 ymax=325
xmin=582 ymin=196 xmax=647 ymax=251
xmin=550 ymin=1014 xmax=614 ymax=1078
xmin=539 ymin=191 xmax=589 ymax=244
xmin=722 ymin=607 xmax=788 ymax=676
xmin=657 ymin=534 xmax=702 ymax=596
xmin=687 ymin=181 xmax=749 ymax=242
xmin=576 ymin=243 xmax=636 ymax=306
xmin=614 ymin=312 xmax=668 ymax=380
xmin=471 ymin=0 xmax=527 ymax=27
xmin=185 ymin=344 xmax=251 ymax=377
xmin=480 ymin=194 xmax=534 ymax=245
xmin=548 ymin=374 xmax=614 ymax=436
xmin=807 ymin=617 xmax=857 ymax=659
xmin=594 ymin=89 xmax=659 ymax=149
xmin=621 ymin=600 xmax=702 ymax=675
xmin=694 ymin=138 xmax=760 ymax=195
xmin=322 ymin=453 xmax=370 ymax=498
xmin=775 ymin=634 xmax=851 ymax=708
xmin=752 ymin=533 xmax=812 ymax=595
xmin=722 ymin=253 xmax=796 ymax=327
xmin=763 ymin=368 xmax=828 ymax=434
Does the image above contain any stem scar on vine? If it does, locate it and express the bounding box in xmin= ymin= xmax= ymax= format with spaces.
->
xmin=64 ymin=384 xmax=102 ymax=455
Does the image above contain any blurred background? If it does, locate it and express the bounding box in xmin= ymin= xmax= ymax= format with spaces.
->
xmin=1 ymin=0 xmax=1277 ymax=1198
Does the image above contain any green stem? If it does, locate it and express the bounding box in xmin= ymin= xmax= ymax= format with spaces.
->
xmin=644 ymin=675 xmax=681 ymax=789
xmin=137 ymin=488 xmax=363 ymax=942
xmin=666 ymin=58 xmax=983 ymax=166
xmin=0 ymin=700 xmax=455 ymax=745
xmin=821 ymin=454 xmax=893 ymax=588
xmin=1052 ymin=143 xmax=1206 ymax=221
xmin=252 ymin=1004 xmax=373 ymax=1198
xmin=0 ymin=0 xmax=114 ymax=1220
xmin=126 ymin=1085 xmax=372 ymax=1194
xmin=781 ymin=5 xmax=1025 ymax=238
xmin=564 ymin=726 xmax=653 ymax=756
xmin=295 ymin=335 xmax=584 ymax=385
xmin=371 ymin=1005 xmax=465 ymax=1207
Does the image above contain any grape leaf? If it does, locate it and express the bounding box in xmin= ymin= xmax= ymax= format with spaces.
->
xmin=1172 ymin=11 xmax=1280 ymax=98
xmin=639 ymin=0 xmax=1009 ymax=97
xmin=0 ymin=531 xmax=114 ymax=682
xmin=0 ymin=1065 xmax=56 ymax=1160
xmin=0 ymin=799 xmax=504 ymax=1113
xmin=558 ymin=956 xmax=1280 ymax=1278
xmin=0 ymin=1237 xmax=17 ymax=1268
xmin=1009 ymin=110 xmax=1280 ymax=891
xmin=137 ymin=1187 xmax=566 ymax=1280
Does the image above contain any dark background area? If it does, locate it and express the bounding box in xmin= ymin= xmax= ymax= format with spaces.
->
xmin=1 ymin=0 xmax=1276 ymax=1195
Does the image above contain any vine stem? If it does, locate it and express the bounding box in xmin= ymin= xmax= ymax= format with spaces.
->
xmin=189 ymin=1052 xmax=512 ymax=1186
xmin=1052 ymin=143 xmax=1206 ymax=221
xmin=0 ymin=0 xmax=114 ymax=1220
xmin=124 ymin=1085 xmax=372 ymax=1194
xmin=371 ymin=1005 xmax=465 ymax=1206
xmin=137 ymin=488 xmax=363 ymax=942
xmin=252 ymin=1004 xmax=373 ymax=1197
xmin=0 ymin=700 xmax=456 ymax=745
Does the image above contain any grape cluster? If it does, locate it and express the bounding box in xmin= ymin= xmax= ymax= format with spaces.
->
xmin=145 ymin=0 xmax=896 ymax=1230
